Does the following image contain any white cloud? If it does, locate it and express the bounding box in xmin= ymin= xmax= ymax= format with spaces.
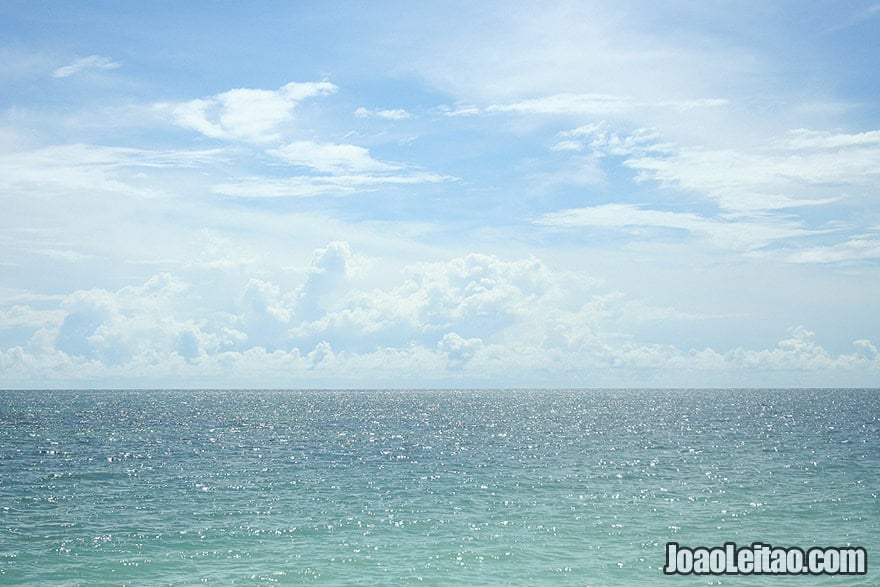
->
xmin=52 ymin=55 xmax=120 ymax=78
xmin=164 ymin=81 xmax=338 ymax=142
xmin=355 ymin=107 xmax=412 ymax=120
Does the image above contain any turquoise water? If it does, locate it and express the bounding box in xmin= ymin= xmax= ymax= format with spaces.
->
xmin=0 ymin=389 xmax=877 ymax=585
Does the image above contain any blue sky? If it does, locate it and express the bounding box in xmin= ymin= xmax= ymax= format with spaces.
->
xmin=1 ymin=1 xmax=879 ymax=388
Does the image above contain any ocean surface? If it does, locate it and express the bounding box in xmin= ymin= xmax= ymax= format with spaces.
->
xmin=0 ymin=389 xmax=876 ymax=585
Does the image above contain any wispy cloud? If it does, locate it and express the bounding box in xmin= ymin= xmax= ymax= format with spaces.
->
xmin=624 ymin=129 xmax=880 ymax=214
xmin=539 ymin=119 xmax=879 ymax=260
xmin=536 ymin=203 xmax=817 ymax=252
xmin=0 ymin=143 xmax=226 ymax=197
xmin=439 ymin=103 xmax=481 ymax=117
xmin=536 ymin=122 xmax=880 ymax=260
xmin=153 ymin=83 xmax=453 ymax=199
xmin=268 ymin=141 xmax=399 ymax=174
xmin=778 ymin=128 xmax=880 ymax=150
xmin=549 ymin=123 xmax=877 ymax=215
xmin=827 ymin=3 xmax=880 ymax=31
xmin=217 ymin=140 xmax=453 ymax=198
xmin=487 ymin=93 xmax=727 ymax=116
xmin=355 ymin=107 xmax=412 ymax=120
xmin=214 ymin=170 xmax=450 ymax=199
xmin=786 ymin=238 xmax=880 ymax=264
xmin=52 ymin=55 xmax=121 ymax=78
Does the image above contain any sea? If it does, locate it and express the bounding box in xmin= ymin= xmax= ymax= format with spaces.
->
xmin=0 ymin=389 xmax=876 ymax=585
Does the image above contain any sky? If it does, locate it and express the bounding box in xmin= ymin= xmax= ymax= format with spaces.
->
xmin=1 ymin=1 xmax=879 ymax=388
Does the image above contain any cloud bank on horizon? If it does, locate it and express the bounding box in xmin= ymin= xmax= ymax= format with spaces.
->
xmin=1 ymin=1 xmax=879 ymax=388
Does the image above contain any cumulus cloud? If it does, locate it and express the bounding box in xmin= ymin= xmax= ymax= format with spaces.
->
xmin=721 ymin=326 xmax=842 ymax=372
xmin=1 ymin=244 xmax=877 ymax=388
xmin=237 ymin=278 xmax=293 ymax=351
xmin=437 ymin=332 xmax=483 ymax=369
xmin=48 ymin=274 xmax=200 ymax=366
xmin=52 ymin=55 xmax=120 ymax=78
xmin=165 ymin=81 xmax=337 ymax=142
xmin=553 ymin=122 xmax=668 ymax=157
xmin=295 ymin=241 xmax=352 ymax=322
